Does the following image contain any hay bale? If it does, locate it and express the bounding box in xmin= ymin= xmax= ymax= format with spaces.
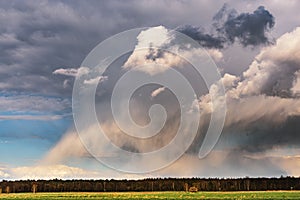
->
xmin=189 ymin=186 xmax=198 ymax=192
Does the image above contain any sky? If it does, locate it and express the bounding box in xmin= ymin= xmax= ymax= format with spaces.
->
xmin=1 ymin=0 xmax=300 ymax=180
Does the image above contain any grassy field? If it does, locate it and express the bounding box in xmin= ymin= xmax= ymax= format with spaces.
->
xmin=1 ymin=191 xmax=300 ymax=199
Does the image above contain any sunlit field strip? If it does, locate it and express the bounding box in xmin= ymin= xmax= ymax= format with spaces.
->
xmin=1 ymin=191 xmax=300 ymax=199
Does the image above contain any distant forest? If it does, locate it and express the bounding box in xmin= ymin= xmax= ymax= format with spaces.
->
xmin=1 ymin=177 xmax=300 ymax=193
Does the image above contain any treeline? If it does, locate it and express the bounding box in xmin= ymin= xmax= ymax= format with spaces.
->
xmin=1 ymin=177 xmax=300 ymax=193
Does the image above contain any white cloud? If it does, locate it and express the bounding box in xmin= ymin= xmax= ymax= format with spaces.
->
xmin=291 ymin=70 xmax=300 ymax=96
xmin=53 ymin=67 xmax=89 ymax=77
xmin=221 ymin=73 xmax=240 ymax=90
xmin=0 ymin=94 xmax=71 ymax=113
xmin=136 ymin=26 xmax=173 ymax=48
xmin=0 ymin=114 xmax=64 ymax=121
xmin=0 ymin=168 xmax=10 ymax=179
xmin=207 ymin=49 xmax=223 ymax=62
xmin=53 ymin=68 xmax=78 ymax=77
xmin=224 ymin=95 xmax=300 ymax=127
xmin=3 ymin=165 xmax=100 ymax=180
xmin=83 ymin=76 xmax=108 ymax=85
xmin=63 ymin=79 xmax=69 ymax=88
xmin=12 ymin=165 xmax=99 ymax=180
xmin=234 ymin=27 xmax=300 ymax=96
xmin=151 ymin=87 xmax=165 ymax=98
xmin=123 ymin=26 xmax=223 ymax=76
xmin=188 ymin=98 xmax=200 ymax=114
xmin=123 ymin=26 xmax=187 ymax=75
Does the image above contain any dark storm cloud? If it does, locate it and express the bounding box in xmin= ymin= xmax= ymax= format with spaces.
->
xmin=218 ymin=116 xmax=300 ymax=153
xmin=214 ymin=5 xmax=275 ymax=46
xmin=176 ymin=5 xmax=275 ymax=48
xmin=176 ymin=25 xmax=226 ymax=48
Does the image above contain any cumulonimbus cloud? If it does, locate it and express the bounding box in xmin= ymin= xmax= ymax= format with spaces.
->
xmin=198 ymin=27 xmax=300 ymax=154
xmin=44 ymin=26 xmax=300 ymax=177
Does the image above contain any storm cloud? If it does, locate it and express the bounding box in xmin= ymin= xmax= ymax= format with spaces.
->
xmin=215 ymin=5 xmax=275 ymax=46
xmin=176 ymin=25 xmax=226 ymax=48
xmin=198 ymin=27 xmax=300 ymax=155
xmin=177 ymin=5 xmax=275 ymax=48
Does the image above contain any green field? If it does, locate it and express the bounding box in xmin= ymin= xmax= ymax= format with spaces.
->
xmin=1 ymin=191 xmax=300 ymax=200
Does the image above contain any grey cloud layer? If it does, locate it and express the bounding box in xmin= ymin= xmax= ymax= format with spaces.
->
xmin=0 ymin=94 xmax=70 ymax=113
xmin=0 ymin=0 xmax=224 ymax=96
xmin=0 ymin=1 xmax=281 ymax=97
